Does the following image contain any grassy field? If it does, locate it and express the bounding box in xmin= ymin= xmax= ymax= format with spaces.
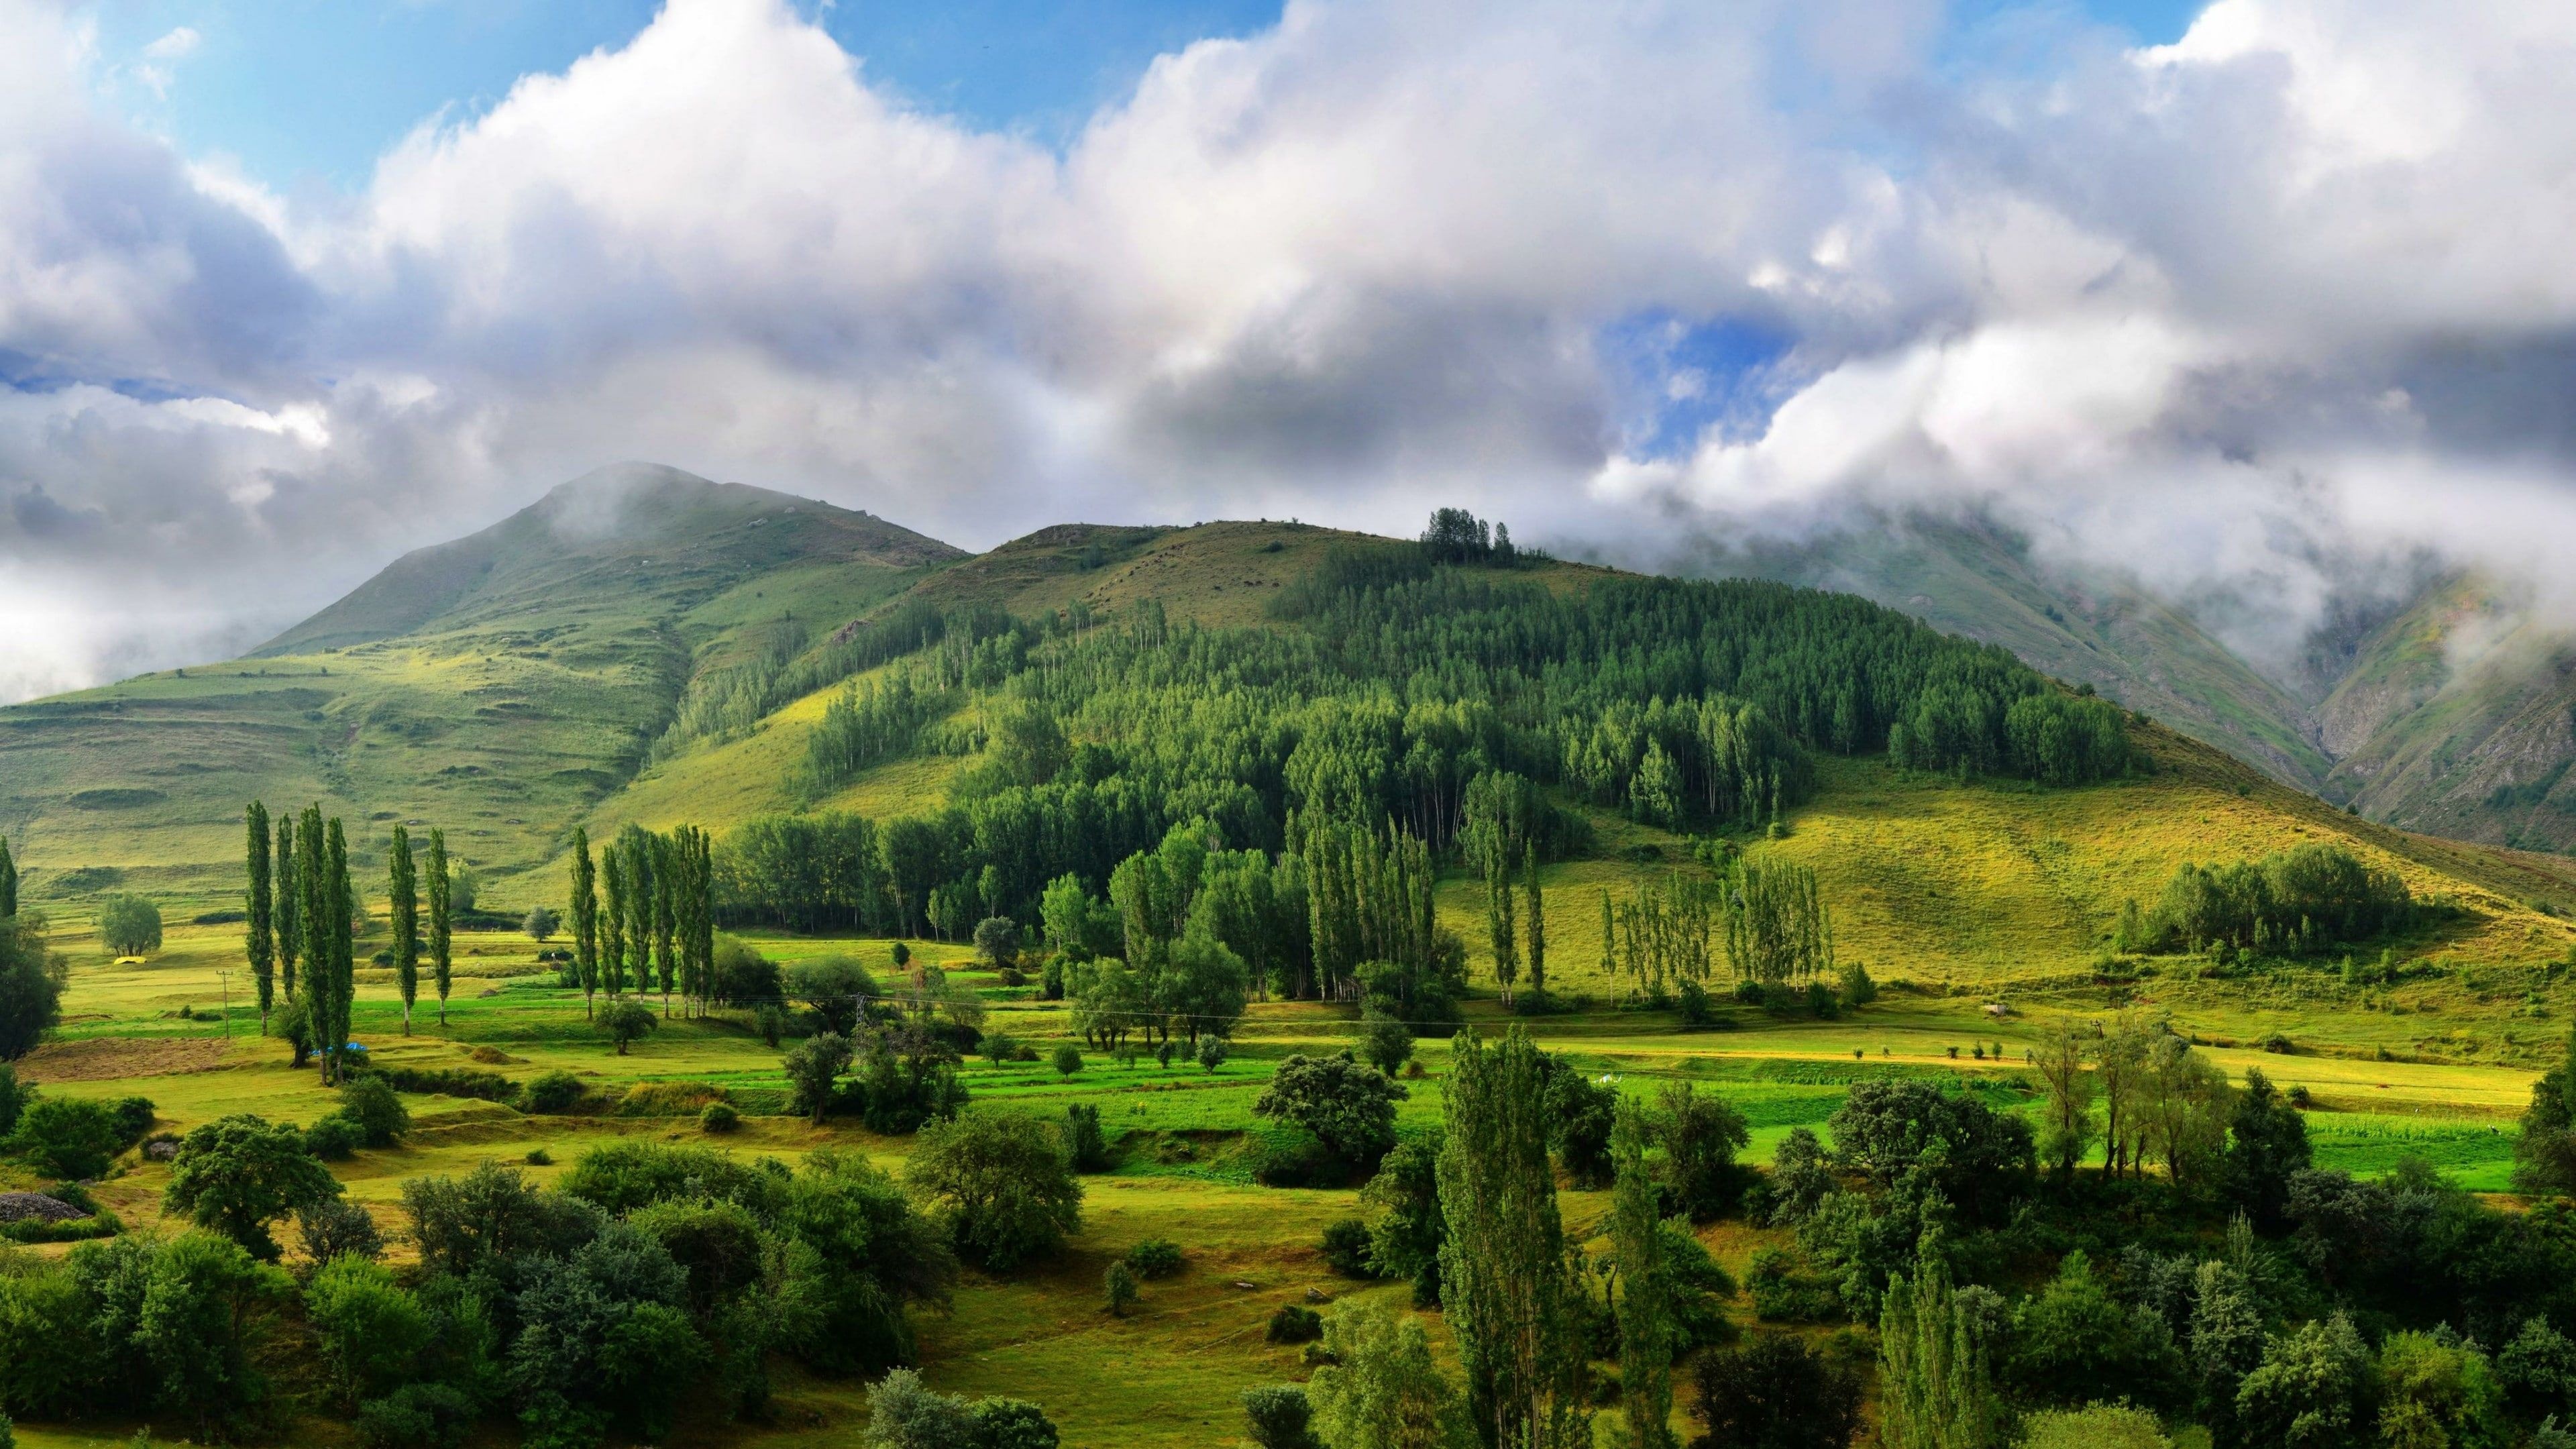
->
xmin=4 ymin=901 xmax=2548 ymax=1449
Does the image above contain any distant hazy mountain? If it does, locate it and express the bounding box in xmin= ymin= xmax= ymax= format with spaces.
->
xmin=1687 ymin=514 xmax=2576 ymax=853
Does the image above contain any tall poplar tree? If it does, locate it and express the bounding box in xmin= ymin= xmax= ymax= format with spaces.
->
xmin=0 ymin=835 xmax=15 ymax=918
xmin=427 ymin=830 xmax=453 ymax=1026
xmin=297 ymin=804 xmax=327 ymax=1077
xmin=245 ymin=802 xmax=274 ymax=1024
xmin=1878 ymin=1235 xmax=2005 ymax=1449
xmin=569 ymin=827 xmax=599 ymax=1020
xmin=327 ymin=816 xmax=356 ymax=1081
xmin=389 ymin=826 xmax=419 ymax=1034
xmin=602 ymin=849 xmax=629 ymax=997
xmin=1438 ymin=1025 xmax=1589 ymax=1449
xmin=651 ymin=832 xmax=678 ymax=1016
xmin=1523 ymin=845 xmax=1546 ymax=996
xmin=622 ymin=827 xmax=655 ymax=1005
xmin=1609 ymin=1102 xmax=1674 ymax=1449
xmin=274 ymin=813 xmax=301 ymax=1003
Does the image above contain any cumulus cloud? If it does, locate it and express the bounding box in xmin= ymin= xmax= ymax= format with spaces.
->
xmin=0 ymin=0 xmax=2573 ymax=700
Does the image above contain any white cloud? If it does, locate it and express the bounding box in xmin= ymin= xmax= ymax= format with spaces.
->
xmin=1 ymin=0 xmax=2575 ymax=698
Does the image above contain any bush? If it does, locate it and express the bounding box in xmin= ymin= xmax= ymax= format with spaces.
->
xmin=1126 ymin=1238 xmax=1185 ymax=1279
xmin=1053 ymin=1043 xmax=1083 ymax=1078
xmin=1198 ymin=1036 xmax=1230 ymax=1073
xmin=2019 ymin=1404 xmax=2171 ymax=1449
xmin=1320 ymin=1217 xmax=1377 ymax=1277
xmin=1063 ymin=1103 xmax=1109 ymax=1172
xmin=982 ymin=1031 xmax=1020 ymax=1065
xmin=5 ymin=1095 xmax=125 ymax=1178
xmin=712 ymin=934 xmax=781 ymax=1008
xmin=1267 ymin=1305 xmax=1325 ymax=1346
xmin=339 ymin=1075 xmax=411 ymax=1146
xmin=306 ymin=1254 xmax=431 ymax=1405
xmin=519 ymin=1069 xmax=588 ymax=1114
xmin=107 ymin=1095 xmax=155 ymax=1145
xmin=906 ymin=1109 xmax=1084 ymax=1272
xmin=1357 ymin=1008 xmax=1413 ymax=1076
xmin=305 ymin=1114 xmax=364 ymax=1159
xmin=368 ymin=1065 xmax=515 ymax=1102
xmin=1691 ymin=1335 xmax=1863 ymax=1449
xmin=355 ymin=1382 xmax=478 ymax=1449
xmin=700 ymin=1101 xmax=741 ymax=1133
xmin=783 ymin=1032 xmax=855 ymax=1123
xmin=559 ymin=1139 xmax=785 ymax=1218
xmin=1677 ymin=978 xmax=1715 ymax=1026
xmin=1243 ymin=1385 xmax=1320 ymax=1449
xmin=1104 ymin=1260 xmax=1138 ymax=1316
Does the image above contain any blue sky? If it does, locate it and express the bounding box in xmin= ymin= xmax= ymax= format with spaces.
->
xmin=88 ymin=0 xmax=2206 ymax=193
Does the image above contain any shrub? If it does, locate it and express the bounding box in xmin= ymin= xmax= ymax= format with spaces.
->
xmin=355 ymin=1383 xmax=478 ymax=1449
xmin=2019 ymin=1404 xmax=2171 ymax=1449
xmin=971 ymin=1397 xmax=1061 ymax=1449
xmin=1126 ymin=1238 xmax=1185 ymax=1279
xmin=906 ymin=1109 xmax=1084 ymax=1272
xmin=305 ymin=1114 xmax=364 ymax=1160
xmin=1358 ymin=1008 xmax=1413 ymax=1076
xmin=1063 ymin=1103 xmax=1109 ymax=1172
xmin=1104 ymin=1260 xmax=1138 ymax=1316
xmin=712 ymin=934 xmax=782 ymax=1008
xmin=1053 ymin=1043 xmax=1083 ymax=1078
xmin=1676 ymin=978 xmax=1715 ymax=1026
xmin=107 ymin=1095 xmax=155 ymax=1145
xmin=519 ymin=1069 xmax=587 ymax=1114
xmin=368 ymin=1065 xmax=515 ymax=1102
xmin=5 ymin=1096 xmax=125 ymax=1179
xmin=1243 ymin=1385 xmax=1320 ymax=1449
xmin=1198 ymin=1036 xmax=1230 ymax=1073
xmin=700 ymin=1102 xmax=741 ymax=1133
xmin=525 ymin=1147 xmax=552 ymax=1166
xmin=982 ymin=1031 xmax=1020 ymax=1065
xmin=1267 ymin=1305 xmax=1325 ymax=1345
xmin=1691 ymin=1334 xmax=1863 ymax=1449
xmin=1320 ymin=1217 xmax=1377 ymax=1277
xmin=339 ymin=1075 xmax=411 ymax=1147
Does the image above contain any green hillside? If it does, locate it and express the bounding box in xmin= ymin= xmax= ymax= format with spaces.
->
xmin=0 ymin=464 xmax=960 ymax=900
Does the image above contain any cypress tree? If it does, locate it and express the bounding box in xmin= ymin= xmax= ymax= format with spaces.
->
xmin=570 ymin=827 xmax=599 ymax=1020
xmin=245 ymin=803 xmax=274 ymax=1024
xmin=388 ymin=826 xmax=418 ymax=1034
xmin=0 ymin=835 xmax=16 ymax=917
xmin=1609 ymin=1100 xmax=1674 ymax=1449
xmin=427 ymin=830 xmax=452 ymax=1026
xmin=1438 ymin=1025 xmax=1589 ymax=1449
xmin=602 ymin=848 xmax=629 ymax=997
xmin=275 ymin=813 xmax=301 ymax=1002
xmin=1523 ymin=844 xmax=1546 ymax=996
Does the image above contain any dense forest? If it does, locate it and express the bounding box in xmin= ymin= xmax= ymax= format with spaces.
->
xmin=720 ymin=514 xmax=2133 ymax=955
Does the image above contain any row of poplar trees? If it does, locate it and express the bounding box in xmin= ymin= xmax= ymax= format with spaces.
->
xmin=563 ymin=823 xmax=716 ymax=1020
xmin=244 ymin=802 xmax=460 ymax=1081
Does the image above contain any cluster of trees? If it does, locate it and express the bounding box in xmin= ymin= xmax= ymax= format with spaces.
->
xmin=649 ymin=597 xmax=1006 ymax=763
xmin=802 ymin=672 xmax=951 ymax=798
xmin=1725 ymin=1026 xmax=2576 ymax=1449
xmin=246 ymin=803 xmax=469 ymax=1061
xmin=0 ymin=1130 xmax=981 ymax=1446
xmin=1556 ymin=696 xmax=1811 ymax=830
xmin=1887 ymin=680 xmax=2132 ymax=784
xmin=1266 ymin=1028 xmax=1772 ymax=1449
xmin=561 ymin=824 xmax=716 ymax=1020
xmin=1594 ymin=857 xmax=1837 ymax=1006
xmin=2120 ymin=842 xmax=2416 ymax=958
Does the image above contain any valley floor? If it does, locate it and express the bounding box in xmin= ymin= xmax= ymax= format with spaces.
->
xmin=4 ymin=912 xmax=2555 ymax=1449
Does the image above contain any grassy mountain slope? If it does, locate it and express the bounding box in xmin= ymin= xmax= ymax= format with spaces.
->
xmin=1695 ymin=515 xmax=2333 ymax=788
xmin=0 ymin=465 xmax=961 ymax=899
xmin=13 ymin=474 xmax=2576 ymax=1061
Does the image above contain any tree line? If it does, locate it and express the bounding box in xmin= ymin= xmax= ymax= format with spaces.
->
xmin=2119 ymin=842 xmax=2416 ymax=959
